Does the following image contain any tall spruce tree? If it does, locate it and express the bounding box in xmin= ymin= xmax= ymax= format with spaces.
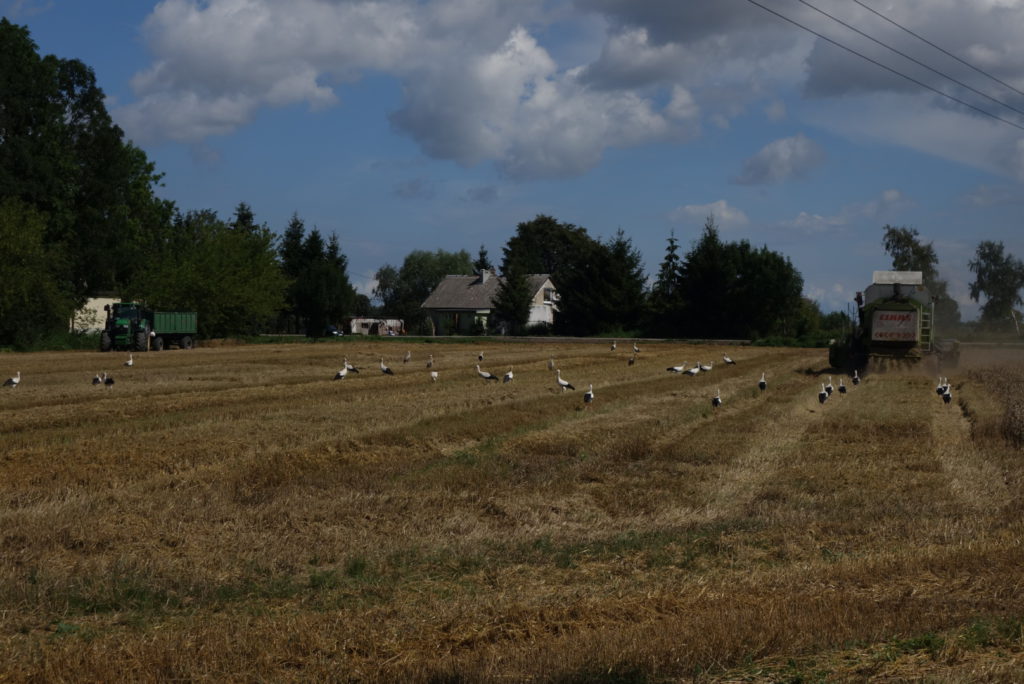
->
xmin=491 ymin=267 xmax=532 ymax=335
xmin=473 ymin=244 xmax=493 ymax=273
xmin=277 ymin=217 xmax=357 ymax=336
xmin=649 ymin=230 xmax=684 ymax=335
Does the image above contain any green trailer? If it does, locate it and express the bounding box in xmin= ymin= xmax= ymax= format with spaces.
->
xmin=100 ymin=302 xmax=197 ymax=352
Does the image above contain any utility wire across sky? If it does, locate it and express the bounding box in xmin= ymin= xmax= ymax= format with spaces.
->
xmin=793 ymin=0 xmax=1024 ymax=119
xmin=850 ymin=0 xmax=1024 ymax=100
xmin=742 ymin=0 xmax=1024 ymax=132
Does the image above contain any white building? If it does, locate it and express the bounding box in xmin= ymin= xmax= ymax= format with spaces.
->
xmin=421 ymin=269 xmax=558 ymax=335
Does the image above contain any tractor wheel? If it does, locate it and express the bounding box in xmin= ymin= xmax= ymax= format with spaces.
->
xmin=135 ymin=332 xmax=148 ymax=352
xmin=180 ymin=336 xmax=193 ymax=350
xmin=100 ymin=331 xmax=112 ymax=352
xmin=152 ymin=336 xmax=164 ymax=352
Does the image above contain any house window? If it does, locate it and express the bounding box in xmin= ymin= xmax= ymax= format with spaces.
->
xmin=543 ymin=288 xmax=554 ymax=304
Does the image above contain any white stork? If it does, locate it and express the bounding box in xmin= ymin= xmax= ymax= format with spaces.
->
xmin=124 ymin=353 xmax=134 ymax=368
xmin=758 ymin=372 xmax=767 ymax=392
xmin=478 ymin=351 xmax=484 ymax=362
xmin=711 ymin=388 xmax=722 ymax=409
xmin=430 ymin=370 xmax=439 ymax=382
xmin=556 ymin=369 xmax=575 ymax=391
xmin=628 ymin=355 xmax=636 ymax=366
xmin=344 ymin=357 xmax=359 ymax=373
xmin=403 ymin=350 xmax=412 ymax=364
xmin=935 ymin=376 xmax=945 ymax=396
xmin=633 ymin=341 xmax=640 ymax=354
xmin=942 ymin=384 xmax=952 ymax=405
xmin=503 ymin=367 xmax=514 ymax=383
xmin=818 ymin=383 xmax=828 ymax=404
xmin=476 ymin=365 xmax=499 ymax=382
xmin=426 ymin=354 xmax=434 ymax=369
xmin=610 ymin=340 xmax=617 ymax=351
xmin=583 ymin=383 xmax=594 ymax=406
xmin=852 ymin=369 xmax=860 ymax=386
xmin=548 ymin=357 xmax=556 ymax=371
xmin=333 ymin=365 xmax=348 ymax=380
xmin=380 ymin=357 xmax=395 ymax=375
xmin=685 ymin=364 xmax=700 ymax=377
xmin=838 ymin=377 xmax=847 ymax=396
xmin=723 ymin=354 xmax=736 ymax=365
xmin=93 ymin=372 xmax=104 ymax=386
xmin=3 ymin=371 xmax=20 ymax=389
xmin=824 ymin=376 xmax=834 ymax=396
xmin=666 ymin=363 xmax=687 ymax=374
xmin=103 ymin=373 xmax=115 ymax=389
xmin=700 ymin=361 xmax=713 ymax=372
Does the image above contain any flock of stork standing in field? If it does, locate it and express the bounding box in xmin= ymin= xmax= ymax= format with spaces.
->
xmin=1 ymin=342 xmax=955 ymax=410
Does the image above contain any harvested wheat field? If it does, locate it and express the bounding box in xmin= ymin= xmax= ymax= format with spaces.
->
xmin=1 ymin=340 xmax=1022 ymax=682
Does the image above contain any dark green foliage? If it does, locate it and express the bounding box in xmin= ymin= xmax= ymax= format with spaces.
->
xmin=969 ymin=240 xmax=1024 ymax=331
xmin=129 ymin=208 xmax=287 ymax=338
xmin=882 ymin=225 xmax=960 ymax=328
xmin=0 ymin=18 xmax=171 ymax=304
xmin=0 ymin=17 xmax=173 ymax=347
xmin=491 ymin=267 xmax=532 ymax=335
xmin=276 ymin=214 xmax=357 ymax=336
xmin=374 ymin=249 xmax=474 ymax=334
xmin=502 ymin=214 xmax=591 ymax=277
xmin=0 ymin=199 xmax=75 ymax=347
xmin=662 ymin=216 xmax=805 ymax=339
xmin=473 ymin=244 xmax=493 ymax=273
xmin=601 ymin=229 xmax=647 ymax=333
xmin=649 ymin=230 xmax=683 ymax=335
xmin=501 ymin=216 xmax=647 ymax=336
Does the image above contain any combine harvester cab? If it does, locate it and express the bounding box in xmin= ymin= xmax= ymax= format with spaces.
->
xmin=829 ymin=271 xmax=959 ymax=373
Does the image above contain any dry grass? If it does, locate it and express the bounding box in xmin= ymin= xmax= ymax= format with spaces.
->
xmin=0 ymin=340 xmax=1022 ymax=682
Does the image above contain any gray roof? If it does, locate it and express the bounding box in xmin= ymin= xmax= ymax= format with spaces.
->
xmin=421 ymin=271 xmax=552 ymax=311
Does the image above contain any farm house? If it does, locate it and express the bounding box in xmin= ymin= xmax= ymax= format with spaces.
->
xmin=421 ymin=269 xmax=558 ymax=335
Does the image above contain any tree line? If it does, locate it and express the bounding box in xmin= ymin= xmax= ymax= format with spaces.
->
xmin=2 ymin=17 xmax=1022 ymax=348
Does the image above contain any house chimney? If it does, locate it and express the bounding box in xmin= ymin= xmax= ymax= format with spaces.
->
xmin=478 ymin=268 xmax=491 ymax=283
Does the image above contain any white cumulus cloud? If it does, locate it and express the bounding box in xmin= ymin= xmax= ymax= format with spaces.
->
xmin=669 ymin=200 xmax=749 ymax=229
xmin=733 ymin=133 xmax=826 ymax=185
xmin=114 ymin=0 xmax=1024 ymax=182
xmin=780 ymin=189 xmax=913 ymax=233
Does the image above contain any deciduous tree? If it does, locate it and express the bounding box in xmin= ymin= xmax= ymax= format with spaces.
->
xmin=0 ymin=18 xmax=169 ymax=301
xmin=969 ymin=240 xmax=1024 ymax=331
xmin=882 ymin=225 xmax=960 ymax=328
xmin=0 ymin=199 xmax=74 ymax=347
xmin=374 ymin=249 xmax=475 ymax=334
xmin=131 ymin=209 xmax=287 ymax=338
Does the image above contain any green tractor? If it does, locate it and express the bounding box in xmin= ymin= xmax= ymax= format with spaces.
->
xmin=100 ymin=302 xmax=197 ymax=352
xmin=829 ymin=271 xmax=959 ymax=373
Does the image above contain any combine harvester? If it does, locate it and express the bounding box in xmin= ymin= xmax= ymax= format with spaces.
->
xmin=829 ymin=271 xmax=959 ymax=373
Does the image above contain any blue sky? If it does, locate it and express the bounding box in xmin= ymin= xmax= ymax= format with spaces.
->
xmin=6 ymin=0 xmax=1024 ymax=320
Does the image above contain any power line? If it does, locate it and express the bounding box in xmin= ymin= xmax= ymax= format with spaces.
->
xmin=793 ymin=0 xmax=1024 ymax=119
xmin=741 ymin=0 xmax=1024 ymax=132
xmin=851 ymin=0 xmax=1024 ymax=100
